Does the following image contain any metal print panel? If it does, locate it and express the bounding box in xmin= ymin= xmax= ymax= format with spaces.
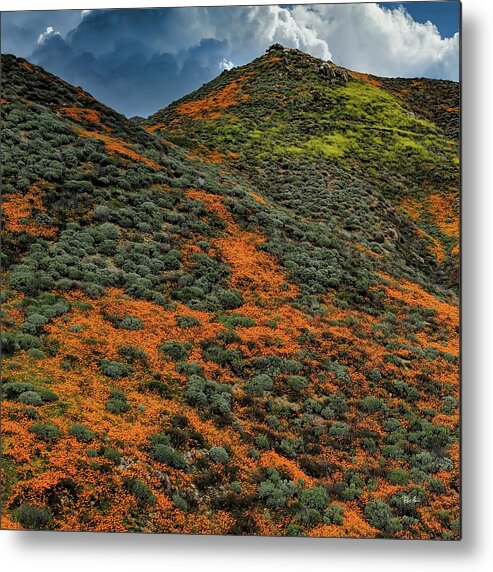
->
xmin=0 ymin=2 xmax=461 ymax=538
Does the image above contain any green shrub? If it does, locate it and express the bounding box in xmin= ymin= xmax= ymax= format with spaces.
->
xmin=160 ymin=341 xmax=191 ymax=361
xmin=29 ymin=423 xmax=62 ymax=441
xmin=186 ymin=375 xmax=232 ymax=415
xmin=257 ymin=468 xmax=298 ymax=509
xmin=106 ymin=389 xmax=130 ymax=413
xmin=328 ymin=422 xmax=350 ymax=438
xmin=247 ymin=374 xmax=273 ymax=396
xmin=322 ymin=393 xmax=348 ymax=417
xmin=368 ymin=368 xmax=382 ymax=382
xmin=408 ymin=419 xmax=450 ymax=450
xmin=151 ymin=444 xmax=187 ymax=470
xmin=18 ymin=391 xmax=43 ymax=406
xmin=69 ymin=424 xmax=95 ymax=443
xmin=359 ymin=396 xmax=387 ymax=413
xmin=286 ymin=375 xmax=309 ymax=391
xmin=119 ymin=315 xmax=143 ymax=330
xmin=172 ymin=493 xmax=188 ymax=511
xmin=252 ymin=355 xmax=303 ymax=377
xmin=100 ymin=359 xmax=129 ymax=378
xmin=176 ymin=315 xmax=200 ymax=328
xmin=364 ymin=499 xmax=402 ymax=534
xmin=266 ymin=415 xmax=281 ymax=430
xmin=166 ymin=427 xmax=187 ymax=447
xmin=36 ymin=387 xmax=58 ymax=402
xmin=2 ymin=382 xmax=36 ymax=400
xmin=209 ymin=446 xmax=229 ymax=464
xmin=255 ymin=434 xmax=270 ymax=450
xmin=1 ymin=332 xmax=40 ymax=356
xmin=323 ymin=503 xmax=345 ymax=525
xmin=216 ymin=288 xmax=243 ymax=310
xmin=382 ymin=445 xmax=406 ymax=461
xmin=20 ymin=313 xmax=49 ymax=335
xmin=85 ymin=283 xmax=105 ymax=298
xmin=13 ymin=504 xmax=52 ymax=530
xmin=362 ymin=437 xmax=377 ymax=454
xmin=323 ymin=360 xmax=351 ymax=383
xmin=229 ymin=481 xmax=242 ymax=494
xmin=150 ymin=432 xmax=171 ymax=446
xmin=441 ymin=396 xmax=458 ymax=415
xmin=217 ymin=330 xmax=241 ymax=344
xmin=285 ymin=523 xmax=306 ymax=536
xmin=300 ymin=485 xmax=329 ymax=510
xmin=340 ymin=475 xmax=363 ymax=500
xmin=383 ymin=417 xmax=401 ymax=432
xmin=387 ymin=468 xmax=409 ymax=485
xmin=109 ymin=389 xmax=126 ymax=401
xmin=106 ymin=399 xmax=130 ymax=413
xmin=248 ymin=447 xmax=260 ymax=459
xmin=217 ymin=313 xmax=255 ymax=329
xmin=279 ymin=437 xmax=304 ymax=458
xmin=103 ymin=448 xmax=121 ymax=464
xmin=296 ymin=507 xmax=322 ymax=526
xmin=23 ymin=407 xmax=40 ymax=420
xmin=202 ymin=344 xmax=243 ymax=369
xmin=125 ymin=478 xmax=156 ymax=505
xmin=118 ymin=345 xmax=148 ymax=364
xmin=391 ymin=380 xmax=420 ymax=402
xmin=428 ymin=479 xmax=445 ymax=494
xmin=175 ymin=361 xmax=203 ymax=376
xmin=27 ymin=348 xmax=45 ymax=359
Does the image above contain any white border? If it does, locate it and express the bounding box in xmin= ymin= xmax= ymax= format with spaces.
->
xmin=2 ymin=1 xmax=493 ymax=571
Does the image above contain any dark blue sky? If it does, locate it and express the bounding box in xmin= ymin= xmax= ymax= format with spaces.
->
xmin=1 ymin=3 xmax=460 ymax=117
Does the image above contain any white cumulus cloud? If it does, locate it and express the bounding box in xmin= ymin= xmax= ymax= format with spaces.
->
xmin=37 ymin=26 xmax=61 ymax=45
xmin=207 ymin=5 xmax=331 ymax=61
xmin=219 ymin=58 xmax=235 ymax=71
xmin=289 ymin=3 xmax=459 ymax=80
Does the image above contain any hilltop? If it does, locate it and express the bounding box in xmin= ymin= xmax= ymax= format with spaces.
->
xmin=146 ymin=45 xmax=460 ymax=293
xmin=1 ymin=48 xmax=459 ymax=538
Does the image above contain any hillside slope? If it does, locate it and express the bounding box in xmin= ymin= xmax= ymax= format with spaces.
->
xmin=146 ymin=45 xmax=460 ymax=292
xmin=1 ymin=50 xmax=459 ymax=539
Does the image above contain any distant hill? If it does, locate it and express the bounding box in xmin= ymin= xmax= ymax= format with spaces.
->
xmin=1 ymin=49 xmax=459 ymax=539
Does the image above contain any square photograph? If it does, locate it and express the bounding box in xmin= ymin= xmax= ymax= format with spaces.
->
xmin=0 ymin=2 xmax=460 ymax=539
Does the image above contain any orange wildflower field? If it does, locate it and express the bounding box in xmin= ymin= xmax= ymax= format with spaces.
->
xmin=1 ymin=43 xmax=459 ymax=539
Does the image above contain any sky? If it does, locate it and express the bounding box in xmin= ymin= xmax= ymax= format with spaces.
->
xmin=379 ymin=2 xmax=460 ymax=37
xmin=1 ymin=2 xmax=461 ymax=118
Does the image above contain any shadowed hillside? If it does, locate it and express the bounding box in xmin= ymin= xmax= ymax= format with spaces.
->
xmin=1 ymin=48 xmax=459 ymax=539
